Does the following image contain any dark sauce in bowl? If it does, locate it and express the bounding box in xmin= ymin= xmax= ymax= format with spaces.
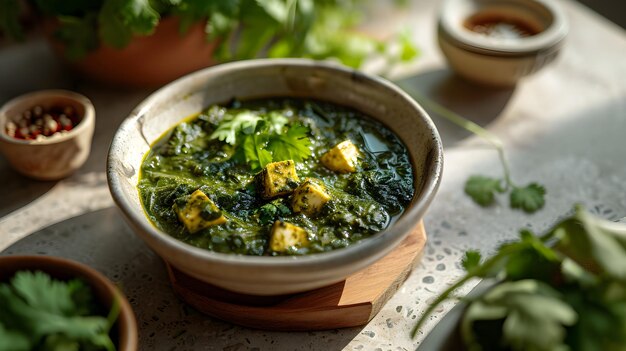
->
xmin=138 ymin=98 xmax=415 ymax=256
xmin=465 ymin=12 xmax=542 ymax=39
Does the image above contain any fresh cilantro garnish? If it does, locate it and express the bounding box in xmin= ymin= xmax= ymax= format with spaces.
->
xmin=461 ymin=250 xmax=482 ymax=272
xmin=267 ymin=124 xmax=313 ymax=163
xmin=210 ymin=108 xmax=312 ymax=170
xmin=510 ymin=183 xmax=546 ymax=213
xmin=242 ymin=133 xmax=273 ymax=170
xmin=464 ymin=176 xmax=504 ymax=206
xmin=0 ymin=270 xmax=118 ymax=351
xmin=210 ymin=111 xmax=262 ymax=145
xmin=413 ymin=206 xmax=626 ymax=351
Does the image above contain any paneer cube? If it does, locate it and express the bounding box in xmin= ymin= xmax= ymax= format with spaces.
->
xmin=173 ymin=189 xmax=227 ymax=233
xmin=291 ymin=178 xmax=331 ymax=216
xmin=269 ymin=221 xmax=309 ymax=252
xmin=321 ymin=140 xmax=360 ymax=173
xmin=255 ymin=160 xmax=300 ymax=199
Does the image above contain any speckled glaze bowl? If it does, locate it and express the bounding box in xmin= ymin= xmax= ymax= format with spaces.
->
xmin=107 ymin=59 xmax=443 ymax=296
xmin=0 ymin=255 xmax=138 ymax=351
xmin=0 ymin=90 xmax=95 ymax=180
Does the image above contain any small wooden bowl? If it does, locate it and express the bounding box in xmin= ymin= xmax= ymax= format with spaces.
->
xmin=0 ymin=90 xmax=95 ymax=180
xmin=0 ymin=255 xmax=138 ymax=351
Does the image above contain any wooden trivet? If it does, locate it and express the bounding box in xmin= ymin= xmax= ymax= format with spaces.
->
xmin=166 ymin=221 xmax=426 ymax=331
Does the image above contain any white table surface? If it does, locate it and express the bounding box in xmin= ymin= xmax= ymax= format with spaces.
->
xmin=1 ymin=1 xmax=625 ymax=350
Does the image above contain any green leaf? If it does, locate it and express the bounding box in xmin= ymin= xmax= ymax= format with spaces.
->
xmin=99 ymin=0 xmax=159 ymax=49
xmin=267 ymin=111 xmax=288 ymax=134
xmin=464 ymin=175 xmax=505 ymax=206
xmin=242 ymin=133 xmax=272 ymax=171
xmin=399 ymin=30 xmax=419 ymax=62
xmin=0 ymin=272 xmax=116 ymax=350
xmin=41 ymin=334 xmax=80 ymax=351
xmin=462 ymin=280 xmax=577 ymax=351
xmin=510 ymin=183 xmax=546 ymax=213
xmin=267 ymin=124 xmax=312 ymax=163
xmin=554 ymin=207 xmax=626 ymax=279
xmin=11 ymin=271 xmax=76 ymax=315
xmin=255 ymin=0 xmax=289 ymax=23
xmin=462 ymin=250 xmax=482 ymax=272
xmin=0 ymin=323 xmax=30 ymax=351
xmin=210 ymin=111 xmax=262 ymax=145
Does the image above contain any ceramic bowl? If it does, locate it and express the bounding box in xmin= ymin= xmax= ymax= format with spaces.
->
xmin=0 ymin=90 xmax=95 ymax=180
xmin=438 ymin=0 xmax=568 ymax=87
xmin=107 ymin=59 xmax=443 ymax=296
xmin=0 ymin=255 xmax=138 ymax=351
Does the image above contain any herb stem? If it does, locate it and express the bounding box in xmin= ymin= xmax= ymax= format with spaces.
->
xmin=411 ymin=274 xmax=475 ymax=338
xmin=398 ymin=85 xmax=515 ymax=189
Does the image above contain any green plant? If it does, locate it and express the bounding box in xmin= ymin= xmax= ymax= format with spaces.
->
xmin=412 ymin=206 xmax=626 ymax=351
xmin=0 ymin=270 xmax=120 ymax=351
xmin=0 ymin=0 xmax=418 ymax=67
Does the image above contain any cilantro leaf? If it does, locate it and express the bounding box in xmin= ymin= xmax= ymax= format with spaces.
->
xmin=0 ymin=323 xmax=30 ymax=351
xmin=210 ymin=111 xmax=262 ymax=145
xmin=461 ymin=250 xmax=482 ymax=272
xmin=510 ymin=183 xmax=546 ymax=213
xmin=462 ymin=280 xmax=577 ymax=351
xmin=554 ymin=207 xmax=626 ymax=279
xmin=267 ymin=124 xmax=312 ymax=163
xmin=99 ymin=0 xmax=159 ymax=49
xmin=464 ymin=175 xmax=505 ymax=206
xmin=11 ymin=271 xmax=76 ymax=315
xmin=242 ymin=133 xmax=272 ymax=171
xmin=0 ymin=271 xmax=116 ymax=351
xmin=267 ymin=111 xmax=288 ymax=134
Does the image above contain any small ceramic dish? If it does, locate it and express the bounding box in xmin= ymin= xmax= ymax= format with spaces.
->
xmin=107 ymin=58 xmax=443 ymax=296
xmin=0 ymin=255 xmax=138 ymax=351
xmin=0 ymin=90 xmax=95 ymax=180
xmin=438 ymin=0 xmax=568 ymax=87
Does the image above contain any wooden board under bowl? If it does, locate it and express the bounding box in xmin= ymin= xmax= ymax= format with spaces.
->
xmin=166 ymin=221 xmax=427 ymax=331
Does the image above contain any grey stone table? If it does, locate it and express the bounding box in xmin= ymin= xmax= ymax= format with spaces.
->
xmin=1 ymin=1 xmax=625 ymax=350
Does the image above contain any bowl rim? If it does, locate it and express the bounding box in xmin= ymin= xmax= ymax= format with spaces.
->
xmin=107 ymin=58 xmax=443 ymax=268
xmin=0 ymin=255 xmax=138 ymax=351
xmin=0 ymin=89 xmax=95 ymax=146
xmin=439 ymin=0 xmax=569 ymax=55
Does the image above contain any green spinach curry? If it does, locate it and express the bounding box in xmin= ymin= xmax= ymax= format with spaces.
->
xmin=138 ymin=98 xmax=414 ymax=256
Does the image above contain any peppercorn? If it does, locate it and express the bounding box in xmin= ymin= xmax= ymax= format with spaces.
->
xmin=4 ymin=104 xmax=81 ymax=140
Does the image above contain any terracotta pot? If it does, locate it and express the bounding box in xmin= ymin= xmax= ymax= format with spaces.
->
xmin=47 ymin=16 xmax=219 ymax=87
xmin=0 ymin=255 xmax=138 ymax=351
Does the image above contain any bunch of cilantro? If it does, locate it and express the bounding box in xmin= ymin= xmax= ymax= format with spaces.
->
xmin=210 ymin=109 xmax=312 ymax=170
xmin=0 ymin=0 xmax=417 ymax=67
xmin=0 ymin=271 xmax=119 ymax=351
xmin=413 ymin=206 xmax=626 ymax=351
